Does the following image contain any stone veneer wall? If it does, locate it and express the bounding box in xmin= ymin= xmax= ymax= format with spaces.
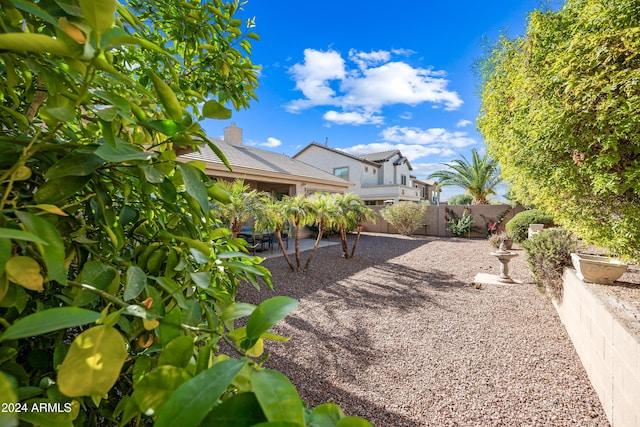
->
xmin=555 ymin=269 xmax=640 ymax=427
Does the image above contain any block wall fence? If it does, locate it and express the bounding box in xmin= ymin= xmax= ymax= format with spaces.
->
xmin=362 ymin=204 xmax=524 ymax=238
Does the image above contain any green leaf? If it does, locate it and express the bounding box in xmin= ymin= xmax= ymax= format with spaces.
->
xmin=189 ymin=271 xmax=211 ymax=289
xmin=149 ymin=72 xmax=183 ymax=121
xmin=201 ymin=392 xmax=267 ymax=426
xmin=0 ymin=372 xmax=18 ymax=427
xmin=132 ymin=365 xmax=191 ymax=416
xmin=0 ymin=228 xmax=48 ymax=244
xmin=155 ymin=277 xmax=188 ymax=309
xmin=124 ymin=266 xmax=146 ymax=301
xmin=202 ymin=100 xmax=232 ymax=119
xmin=221 ymin=303 xmax=256 ymax=323
xmin=15 ymin=211 xmax=67 ymax=284
xmin=57 ymin=325 xmax=127 ymax=397
xmin=147 ymin=119 xmax=186 ymax=136
xmin=251 ymin=369 xmax=304 ymax=425
xmin=45 ymin=152 xmax=104 ymax=179
xmin=309 ymin=403 xmax=345 ymax=427
xmin=43 ymin=105 xmax=76 ymax=122
xmin=95 ymin=141 xmax=156 ymax=162
xmin=0 ymin=307 xmax=101 ymax=341
xmin=79 ymin=0 xmax=117 ymax=37
xmin=336 ymin=417 xmax=374 ymax=427
xmin=34 ymin=175 xmax=91 ymax=204
xmin=154 ymin=358 xmax=248 ymax=427
xmin=73 ymin=262 xmax=116 ymax=306
xmin=245 ymin=297 xmax=298 ymax=342
xmin=141 ymin=165 xmax=167 ymax=184
xmin=5 ymin=256 xmax=43 ymax=291
xmin=157 ymin=336 xmax=194 ymax=368
xmin=159 ymin=307 xmax=182 ymax=345
xmin=0 ymin=33 xmax=75 ymax=57
xmin=177 ymin=163 xmax=209 ymax=214
xmin=17 ymin=399 xmax=73 ymax=427
xmin=12 ymin=0 xmax=60 ymax=27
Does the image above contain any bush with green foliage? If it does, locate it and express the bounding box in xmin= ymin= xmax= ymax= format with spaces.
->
xmin=446 ymin=194 xmax=473 ymax=205
xmin=0 ymin=1 xmax=371 ymax=426
xmin=380 ymin=202 xmax=426 ymax=235
xmin=505 ymin=209 xmax=554 ymax=243
xmin=478 ymin=0 xmax=640 ymax=261
xmin=522 ymin=229 xmax=578 ymax=299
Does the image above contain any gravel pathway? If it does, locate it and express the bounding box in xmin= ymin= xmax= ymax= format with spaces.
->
xmin=237 ymin=233 xmax=609 ymax=426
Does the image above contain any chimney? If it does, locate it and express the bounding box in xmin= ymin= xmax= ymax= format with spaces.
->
xmin=224 ymin=123 xmax=242 ymax=146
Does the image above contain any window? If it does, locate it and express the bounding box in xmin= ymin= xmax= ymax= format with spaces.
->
xmin=401 ymin=174 xmax=407 ymax=186
xmin=364 ymin=166 xmax=369 ymax=172
xmin=333 ymin=167 xmax=349 ymax=181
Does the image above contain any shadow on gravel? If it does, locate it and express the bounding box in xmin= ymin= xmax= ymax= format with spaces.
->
xmin=239 ymin=233 xmax=467 ymax=306
xmin=266 ymin=353 xmax=423 ymax=427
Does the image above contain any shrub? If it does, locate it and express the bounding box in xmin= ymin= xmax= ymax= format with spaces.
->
xmin=380 ymin=202 xmax=426 ymax=235
xmin=505 ymin=209 xmax=554 ymax=242
xmin=447 ymin=194 xmax=473 ymax=205
xmin=522 ymin=229 xmax=578 ymax=299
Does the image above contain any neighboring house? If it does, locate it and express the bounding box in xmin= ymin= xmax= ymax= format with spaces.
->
xmin=293 ymin=142 xmax=438 ymax=205
xmin=412 ymin=177 xmax=441 ymax=205
xmin=179 ymin=124 xmax=352 ymax=197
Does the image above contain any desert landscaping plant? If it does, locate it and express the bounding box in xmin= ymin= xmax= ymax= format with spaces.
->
xmin=380 ymin=201 xmax=426 ymax=236
xmin=478 ymin=0 xmax=640 ymax=261
xmin=521 ymin=229 xmax=578 ymax=299
xmin=0 ymin=1 xmax=371 ymax=425
xmin=445 ymin=207 xmax=478 ymax=237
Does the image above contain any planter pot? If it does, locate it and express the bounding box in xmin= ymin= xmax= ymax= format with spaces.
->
xmin=528 ymin=223 xmax=545 ymax=239
xmin=570 ymin=253 xmax=628 ymax=284
xmin=503 ymin=239 xmax=513 ymax=250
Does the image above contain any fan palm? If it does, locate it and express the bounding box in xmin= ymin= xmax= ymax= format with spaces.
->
xmin=427 ymin=148 xmax=502 ymax=204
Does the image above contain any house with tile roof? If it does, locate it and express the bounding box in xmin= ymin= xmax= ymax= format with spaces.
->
xmin=293 ymin=142 xmax=439 ymax=205
xmin=179 ymin=124 xmax=352 ymax=197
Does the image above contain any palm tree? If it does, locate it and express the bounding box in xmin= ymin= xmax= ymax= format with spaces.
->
xmin=254 ymin=194 xmax=296 ymax=271
xmin=276 ymin=194 xmax=313 ymax=271
xmin=427 ymin=148 xmax=502 ymax=204
xmin=210 ymin=179 xmax=264 ymax=237
xmin=333 ymin=193 xmax=375 ymax=259
xmin=304 ymin=193 xmax=336 ymax=271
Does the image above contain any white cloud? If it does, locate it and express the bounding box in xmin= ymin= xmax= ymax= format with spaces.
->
xmin=246 ymin=137 xmax=282 ymax=148
xmin=287 ymin=49 xmax=346 ymax=112
xmin=323 ymin=110 xmax=384 ymax=126
xmin=341 ymin=62 xmax=462 ymax=110
xmin=286 ymin=48 xmax=463 ymax=118
xmin=260 ymin=137 xmax=282 ymax=148
xmin=456 ymin=119 xmax=473 ymax=128
xmin=381 ymin=126 xmax=476 ymax=148
xmin=399 ymin=112 xmax=413 ymax=120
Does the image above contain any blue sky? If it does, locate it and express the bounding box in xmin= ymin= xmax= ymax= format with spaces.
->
xmin=201 ymin=1 xmax=560 ymax=200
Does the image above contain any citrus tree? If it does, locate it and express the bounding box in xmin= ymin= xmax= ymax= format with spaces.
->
xmin=0 ymin=1 xmax=372 ymax=425
xmin=477 ymin=0 xmax=640 ymax=261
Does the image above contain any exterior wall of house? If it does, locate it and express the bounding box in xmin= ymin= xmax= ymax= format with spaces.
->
xmin=295 ymin=145 xmax=376 ymax=192
xmin=295 ymin=145 xmax=421 ymax=204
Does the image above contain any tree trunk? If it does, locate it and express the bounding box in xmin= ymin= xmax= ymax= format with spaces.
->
xmin=275 ymin=228 xmax=295 ymax=272
xmin=304 ymin=222 xmax=324 ymax=271
xmin=339 ymin=226 xmax=350 ymax=259
xmin=293 ymin=221 xmax=302 ymax=271
xmin=349 ymin=225 xmax=363 ymax=259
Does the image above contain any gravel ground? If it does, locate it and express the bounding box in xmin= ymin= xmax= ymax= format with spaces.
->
xmin=237 ymin=233 xmax=611 ymax=426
